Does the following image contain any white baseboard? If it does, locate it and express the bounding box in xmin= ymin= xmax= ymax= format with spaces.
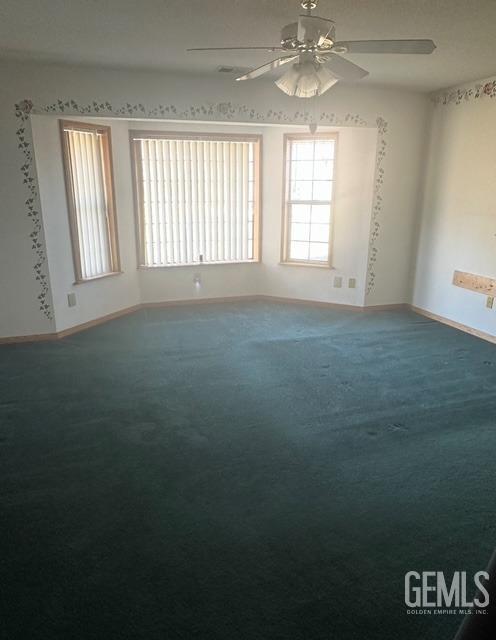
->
xmin=410 ymin=305 xmax=496 ymax=345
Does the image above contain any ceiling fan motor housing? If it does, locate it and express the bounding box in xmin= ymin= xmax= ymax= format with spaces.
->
xmin=281 ymin=16 xmax=336 ymax=51
xmin=280 ymin=22 xmax=299 ymax=49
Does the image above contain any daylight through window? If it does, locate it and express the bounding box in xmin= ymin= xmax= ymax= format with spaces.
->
xmin=131 ymin=133 xmax=261 ymax=266
xmin=282 ymin=134 xmax=337 ymax=265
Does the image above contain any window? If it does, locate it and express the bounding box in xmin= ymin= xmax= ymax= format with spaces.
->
xmin=60 ymin=121 xmax=120 ymax=282
xmin=130 ymin=132 xmax=261 ymax=266
xmin=281 ymin=133 xmax=337 ymax=266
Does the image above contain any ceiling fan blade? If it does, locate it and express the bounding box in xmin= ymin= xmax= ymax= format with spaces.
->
xmin=332 ymin=39 xmax=436 ymax=54
xmin=187 ymin=46 xmax=283 ymax=52
xmin=321 ymin=53 xmax=369 ymax=80
xmin=236 ymin=55 xmax=299 ymax=81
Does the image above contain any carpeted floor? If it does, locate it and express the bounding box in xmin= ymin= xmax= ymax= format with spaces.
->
xmin=1 ymin=302 xmax=495 ymax=640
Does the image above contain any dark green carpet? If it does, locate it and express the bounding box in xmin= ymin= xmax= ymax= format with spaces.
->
xmin=1 ymin=302 xmax=495 ymax=639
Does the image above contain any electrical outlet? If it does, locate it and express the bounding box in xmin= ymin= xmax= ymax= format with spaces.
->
xmin=67 ymin=292 xmax=77 ymax=308
xmin=487 ymin=296 xmax=494 ymax=309
xmin=334 ymin=276 xmax=342 ymax=288
xmin=348 ymin=278 xmax=356 ymax=289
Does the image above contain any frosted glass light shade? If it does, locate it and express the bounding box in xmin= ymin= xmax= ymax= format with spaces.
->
xmin=276 ymin=61 xmax=338 ymax=98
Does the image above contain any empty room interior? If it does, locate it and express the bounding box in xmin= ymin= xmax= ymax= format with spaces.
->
xmin=1 ymin=1 xmax=496 ymax=638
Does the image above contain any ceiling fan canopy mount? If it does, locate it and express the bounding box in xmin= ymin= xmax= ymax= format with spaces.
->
xmin=187 ymin=0 xmax=436 ymax=98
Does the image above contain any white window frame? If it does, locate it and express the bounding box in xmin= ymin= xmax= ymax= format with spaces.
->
xmin=281 ymin=133 xmax=338 ymax=267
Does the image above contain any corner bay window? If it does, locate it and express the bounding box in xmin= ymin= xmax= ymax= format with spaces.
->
xmin=281 ymin=133 xmax=337 ymax=266
xmin=130 ymin=132 xmax=261 ymax=267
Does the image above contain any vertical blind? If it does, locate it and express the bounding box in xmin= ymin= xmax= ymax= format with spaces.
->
xmin=63 ymin=127 xmax=115 ymax=279
xmin=133 ymin=136 xmax=258 ymax=266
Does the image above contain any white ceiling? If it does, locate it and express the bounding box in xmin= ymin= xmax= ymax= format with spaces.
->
xmin=1 ymin=0 xmax=495 ymax=92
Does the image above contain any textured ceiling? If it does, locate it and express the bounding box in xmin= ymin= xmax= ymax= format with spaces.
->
xmin=1 ymin=0 xmax=495 ymax=92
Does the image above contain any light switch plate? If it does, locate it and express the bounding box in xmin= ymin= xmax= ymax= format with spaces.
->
xmin=486 ymin=296 xmax=494 ymax=309
xmin=334 ymin=276 xmax=342 ymax=288
xmin=348 ymin=278 xmax=356 ymax=289
xmin=67 ymin=292 xmax=77 ymax=308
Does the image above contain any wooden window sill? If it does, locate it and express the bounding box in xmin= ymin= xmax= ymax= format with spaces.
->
xmin=279 ymin=261 xmax=334 ymax=269
xmin=74 ymin=271 xmax=123 ymax=285
xmin=138 ymin=260 xmax=260 ymax=269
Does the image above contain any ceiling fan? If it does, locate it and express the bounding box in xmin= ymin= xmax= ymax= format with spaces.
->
xmin=187 ymin=0 xmax=436 ymax=98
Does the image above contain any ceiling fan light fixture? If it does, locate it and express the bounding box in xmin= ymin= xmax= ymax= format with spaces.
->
xmin=274 ymin=64 xmax=301 ymax=96
xmin=275 ymin=59 xmax=338 ymax=97
xmin=315 ymin=64 xmax=339 ymax=93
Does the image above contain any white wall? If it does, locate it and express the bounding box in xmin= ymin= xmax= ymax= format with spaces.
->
xmin=262 ymin=125 xmax=377 ymax=306
xmin=0 ymin=59 xmax=429 ymax=337
xmin=413 ymin=76 xmax=496 ymax=336
xmin=31 ymin=116 xmax=140 ymax=332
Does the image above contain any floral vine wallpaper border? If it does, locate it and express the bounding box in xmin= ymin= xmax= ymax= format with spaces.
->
xmin=15 ymin=100 xmax=52 ymax=319
xmin=431 ymin=78 xmax=496 ymax=106
xmin=14 ymin=98 xmax=388 ymax=319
